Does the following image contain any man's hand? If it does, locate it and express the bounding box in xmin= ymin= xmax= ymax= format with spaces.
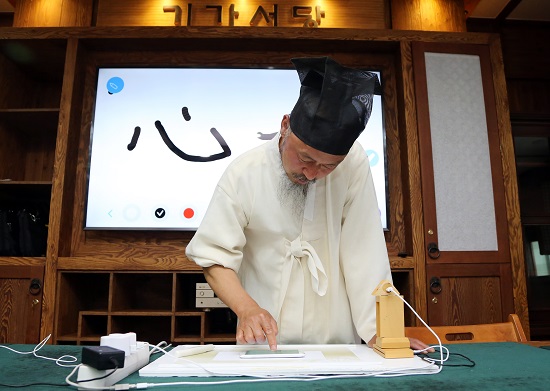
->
xmin=236 ymin=306 xmax=279 ymax=351
xmin=409 ymin=337 xmax=435 ymax=353
xmin=202 ymin=265 xmax=279 ymax=350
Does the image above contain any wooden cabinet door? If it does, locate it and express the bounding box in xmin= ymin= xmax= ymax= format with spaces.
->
xmin=0 ymin=265 xmax=44 ymax=343
xmin=412 ymin=42 xmax=517 ymax=325
xmin=425 ymin=263 xmax=514 ymax=326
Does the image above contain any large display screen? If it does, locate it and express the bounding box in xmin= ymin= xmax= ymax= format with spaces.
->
xmin=85 ymin=67 xmax=387 ymax=230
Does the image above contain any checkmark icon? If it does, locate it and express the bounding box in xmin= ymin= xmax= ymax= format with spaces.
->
xmin=155 ymin=208 xmax=166 ymax=218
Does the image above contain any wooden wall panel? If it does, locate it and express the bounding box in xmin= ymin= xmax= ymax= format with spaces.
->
xmin=13 ymin=0 xmax=93 ymax=27
xmin=398 ymin=40 xmax=428 ymax=323
xmin=59 ymin=0 xmax=93 ymax=27
xmin=391 ymin=0 xmax=466 ymax=32
xmin=0 ymin=122 xmax=21 ymax=180
xmin=0 ymin=48 xmax=35 ymax=108
xmin=22 ymin=132 xmax=56 ymax=182
xmin=500 ymin=24 xmax=550 ymax=80
xmin=489 ymin=36 xmax=529 ymax=335
xmin=7 ymin=0 xmax=474 ymax=31
xmin=499 ymin=24 xmax=550 ymax=116
xmin=507 ymin=79 xmax=550 ymax=116
xmin=13 ymin=0 xmax=62 ymax=27
xmin=95 ymin=0 xmax=389 ymax=29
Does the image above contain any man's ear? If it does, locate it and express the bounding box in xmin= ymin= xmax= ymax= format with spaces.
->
xmin=280 ymin=114 xmax=291 ymax=135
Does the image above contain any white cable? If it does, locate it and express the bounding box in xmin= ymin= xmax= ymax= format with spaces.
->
xmin=385 ymin=287 xmax=445 ymax=368
xmin=0 ymin=334 xmax=78 ymax=367
xmin=65 ymin=364 xmax=118 ymax=390
xmin=147 ymin=341 xmax=170 ymax=356
xmin=413 ymin=345 xmax=450 ymax=364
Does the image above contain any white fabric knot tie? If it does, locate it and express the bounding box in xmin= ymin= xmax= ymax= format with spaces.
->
xmin=276 ymin=236 xmax=328 ymax=341
xmin=288 ymin=237 xmax=328 ymax=296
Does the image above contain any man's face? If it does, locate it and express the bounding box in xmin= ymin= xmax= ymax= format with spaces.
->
xmin=279 ymin=115 xmax=346 ymax=186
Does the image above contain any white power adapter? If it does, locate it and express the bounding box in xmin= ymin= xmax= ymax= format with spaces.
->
xmin=100 ymin=332 xmax=137 ymax=356
xmin=77 ymin=333 xmax=150 ymax=389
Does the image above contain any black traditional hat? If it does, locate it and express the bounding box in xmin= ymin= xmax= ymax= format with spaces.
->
xmin=289 ymin=57 xmax=381 ymax=155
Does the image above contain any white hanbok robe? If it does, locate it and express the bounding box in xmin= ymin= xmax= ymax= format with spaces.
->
xmin=185 ymin=133 xmax=391 ymax=344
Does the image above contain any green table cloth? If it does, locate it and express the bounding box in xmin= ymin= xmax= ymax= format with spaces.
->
xmin=1 ymin=342 xmax=548 ymax=390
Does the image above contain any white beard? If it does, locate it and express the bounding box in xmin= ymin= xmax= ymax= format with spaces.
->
xmin=276 ymin=160 xmax=310 ymax=219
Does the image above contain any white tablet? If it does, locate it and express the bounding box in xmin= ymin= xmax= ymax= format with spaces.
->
xmin=239 ymin=349 xmax=305 ymax=359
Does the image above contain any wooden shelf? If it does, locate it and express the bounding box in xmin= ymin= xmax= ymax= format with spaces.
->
xmin=516 ymin=157 xmax=549 ymax=168
xmin=0 ymin=181 xmax=52 ymax=185
xmin=0 ymin=256 xmax=46 ymax=266
xmin=110 ymin=310 xmax=175 ymax=316
xmin=53 ymin=265 xmax=415 ymax=345
xmin=203 ymin=335 xmax=237 ymax=344
xmin=0 ymin=182 xmax=51 ymax=201
xmin=55 ymin=271 xmax=237 ymax=345
xmin=0 ymin=108 xmax=60 ymax=133
xmin=511 ymin=114 xmax=550 ymax=137
xmin=0 ymin=38 xmax=63 ymax=262
xmin=56 ymin=333 xmax=79 ymax=341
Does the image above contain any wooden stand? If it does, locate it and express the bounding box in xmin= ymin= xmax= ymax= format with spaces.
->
xmin=371 ymin=280 xmax=413 ymax=358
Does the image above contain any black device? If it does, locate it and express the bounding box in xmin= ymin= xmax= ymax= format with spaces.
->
xmin=81 ymin=346 xmax=126 ymax=370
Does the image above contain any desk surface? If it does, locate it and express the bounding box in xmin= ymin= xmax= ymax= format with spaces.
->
xmin=1 ymin=342 xmax=549 ymax=390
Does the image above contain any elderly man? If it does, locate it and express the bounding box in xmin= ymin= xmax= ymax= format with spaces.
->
xmin=186 ymin=57 xmax=429 ymax=352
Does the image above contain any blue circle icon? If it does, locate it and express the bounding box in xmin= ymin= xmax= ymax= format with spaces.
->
xmin=107 ymin=77 xmax=124 ymax=94
xmin=366 ymin=150 xmax=379 ymax=166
